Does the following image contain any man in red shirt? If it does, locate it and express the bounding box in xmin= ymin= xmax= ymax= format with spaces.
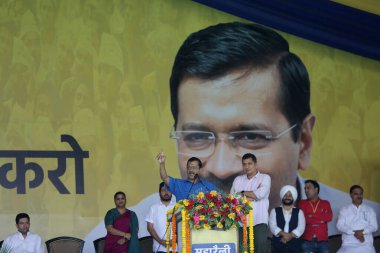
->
xmin=298 ymin=179 xmax=332 ymax=253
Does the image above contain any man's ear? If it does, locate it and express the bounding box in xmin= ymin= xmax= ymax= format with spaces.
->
xmin=298 ymin=113 xmax=316 ymax=170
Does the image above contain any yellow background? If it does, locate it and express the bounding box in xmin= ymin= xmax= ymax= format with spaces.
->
xmin=333 ymin=0 xmax=380 ymax=15
xmin=0 ymin=0 xmax=379 ymax=242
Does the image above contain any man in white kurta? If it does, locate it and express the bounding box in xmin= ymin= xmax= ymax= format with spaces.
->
xmin=336 ymin=185 xmax=378 ymax=253
xmin=145 ymin=182 xmax=176 ymax=253
xmin=1 ymin=213 xmax=44 ymax=253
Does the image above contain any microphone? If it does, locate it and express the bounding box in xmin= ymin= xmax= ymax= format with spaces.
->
xmin=197 ymin=174 xmax=211 ymax=192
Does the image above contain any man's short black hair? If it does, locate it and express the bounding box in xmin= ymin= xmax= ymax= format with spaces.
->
xmin=15 ymin=213 xmax=30 ymax=224
xmin=242 ymin=153 xmax=257 ymax=163
xmin=159 ymin=182 xmax=165 ymax=192
xmin=170 ymin=22 xmax=310 ymax=142
xmin=350 ymin=184 xmax=363 ymax=194
xmin=186 ymin=157 xmax=203 ymax=168
xmin=305 ymin=179 xmax=320 ymax=193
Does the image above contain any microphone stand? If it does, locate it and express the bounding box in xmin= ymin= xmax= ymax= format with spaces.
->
xmin=186 ymin=174 xmax=198 ymax=199
xmin=197 ymin=174 xmax=211 ymax=192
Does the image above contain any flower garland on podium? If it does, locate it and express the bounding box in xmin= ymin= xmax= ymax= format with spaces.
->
xmin=249 ymin=210 xmax=254 ymax=253
xmin=167 ymin=190 xmax=254 ymax=253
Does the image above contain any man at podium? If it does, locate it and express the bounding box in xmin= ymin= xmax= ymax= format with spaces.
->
xmin=156 ymin=151 xmax=219 ymax=201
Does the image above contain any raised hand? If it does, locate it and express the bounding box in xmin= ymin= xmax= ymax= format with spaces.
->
xmin=156 ymin=151 xmax=166 ymax=164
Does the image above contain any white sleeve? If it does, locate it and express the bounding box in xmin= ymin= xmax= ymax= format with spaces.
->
xmin=230 ymin=178 xmax=239 ymax=195
xmin=254 ymin=175 xmax=271 ymax=200
xmin=1 ymin=237 xmax=11 ymax=251
xmin=37 ymin=236 xmax=45 ymax=253
xmin=336 ymin=207 xmax=354 ymax=235
xmin=269 ymin=208 xmax=282 ymax=237
xmin=145 ymin=205 xmax=155 ymax=224
xmin=364 ymin=207 xmax=378 ymax=234
xmin=291 ymin=209 xmax=305 ymax=238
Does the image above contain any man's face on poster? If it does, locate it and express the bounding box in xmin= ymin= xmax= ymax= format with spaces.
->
xmin=174 ymin=66 xmax=313 ymax=208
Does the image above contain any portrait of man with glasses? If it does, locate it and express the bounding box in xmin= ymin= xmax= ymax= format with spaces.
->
xmin=166 ymin=22 xmax=380 ymax=237
xmin=169 ymin=21 xmax=315 ymax=212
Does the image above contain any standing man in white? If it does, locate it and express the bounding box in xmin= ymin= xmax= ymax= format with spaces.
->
xmin=230 ymin=153 xmax=271 ymax=253
xmin=145 ymin=182 xmax=176 ymax=253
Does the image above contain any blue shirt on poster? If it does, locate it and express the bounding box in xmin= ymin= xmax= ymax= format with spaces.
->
xmin=166 ymin=176 xmax=220 ymax=201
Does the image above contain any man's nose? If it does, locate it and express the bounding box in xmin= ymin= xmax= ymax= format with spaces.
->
xmin=203 ymin=140 xmax=242 ymax=179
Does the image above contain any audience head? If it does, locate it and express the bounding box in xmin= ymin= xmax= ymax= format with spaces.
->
xmin=304 ymin=179 xmax=320 ymax=200
xmin=280 ymin=185 xmax=297 ymax=206
xmin=159 ymin=182 xmax=172 ymax=202
xmin=15 ymin=213 xmax=30 ymax=235
xmin=349 ymin=184 xmax=363 ymax=206
xmin=113 ymin=191 xmax=127 ymax=208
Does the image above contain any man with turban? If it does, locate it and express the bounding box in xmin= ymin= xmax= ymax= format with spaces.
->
xmin=269 ymin=185 xmax=306 ymax=253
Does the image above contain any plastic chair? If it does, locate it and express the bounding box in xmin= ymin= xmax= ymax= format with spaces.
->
xmin=139 ymin=236 xmax=153 ymax=253
xmin=374 ymin=235 xmax=380 ymax=253
xmin=328 ymin=234 xmax=342 ymax=253
xmin=93 ymin=237 xmax=105 ymax=253
xmin=46 ymin=236 xmax=84 ymax=253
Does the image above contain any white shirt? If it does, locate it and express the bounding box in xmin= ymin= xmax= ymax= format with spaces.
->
xmin=145 ymin=199 xmax=176 ymax=252
xmin=230 ymin=172 xmax=271 ymax=225
xmin=269 ymin=207 xmax=306 ymax=238
xmin=2 ymin=231 xmax=44 ymax=253
xmin=336 ymin=203 xmax=378 ymax=253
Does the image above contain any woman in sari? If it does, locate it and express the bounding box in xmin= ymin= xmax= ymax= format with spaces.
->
xmin=104 ymin=191 xmax=140 ymax=253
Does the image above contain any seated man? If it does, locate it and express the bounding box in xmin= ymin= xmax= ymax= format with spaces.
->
xmin=269 ymin=185 xmax=305 ymax=253
xmin=336 ymin=185 xmax=378 ymax=253
xmin=1 ymin=213 xmax=45 ymax=253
